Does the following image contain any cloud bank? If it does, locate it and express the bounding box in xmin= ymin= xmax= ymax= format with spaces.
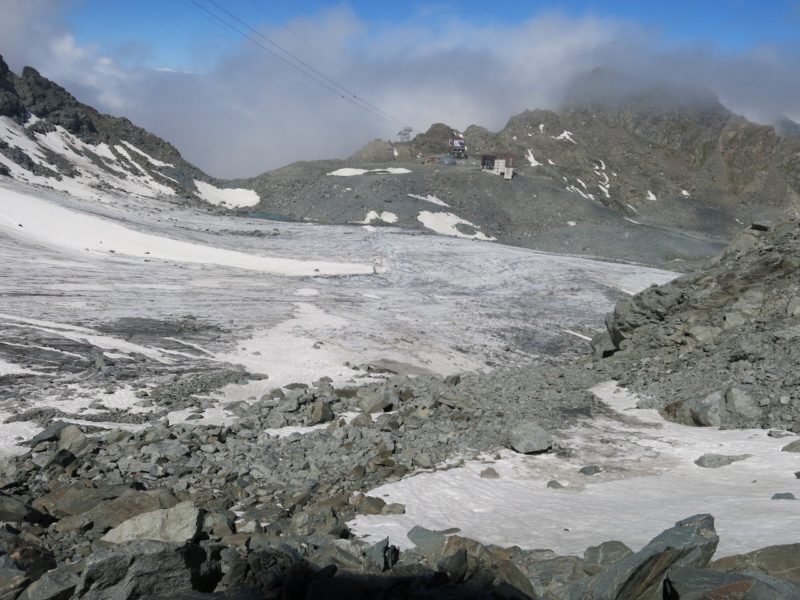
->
xmin=2 ymin=2 xmax=799 ymax=178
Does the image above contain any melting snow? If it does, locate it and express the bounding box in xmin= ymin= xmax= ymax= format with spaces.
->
xmin=194 ymin=180 xmax=260 ymax=208
xmin=525 ymin=149 xmax=542 ymax=167
xmin=0 ymin=186 xmax=373 ymax=276
xmin=553 ymin=131 xmax=577 ymax=144
xmin=647 ymin=190 xmax=658 ymax=201
xmin=358 ymin=211 xmax=398 ymax=225
xmin=350 ymin=381 xmax=800 ymax=557
xmin=417 ymin=212 xmax=495 ymax=241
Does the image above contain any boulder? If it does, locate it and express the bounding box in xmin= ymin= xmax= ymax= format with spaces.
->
xmin=101 ymin=501 xmax=201 ymax=544
xmin=307 ymin=400 xmax=334 ymax=425
xmin=508 ymin=422 xmax=553 ymax=454
xmin=566 ymin=514 xmax=718 ymax=599
xmin=0 ymin=493 xmax=45 ymax=524
xmin=663 ymin=566 xmax=800 ymax=599
xmin=781 ymin=439 xmax=800 ymax=452
xmin=72 ymin=541 xmax=202 ymax=600
xmin=584 ymin=540 xmax=633 ymax=570
xmin=710 ymin=543 xmax=800 ymax=584
xmin=18 ymin=565 xmax=80 ymax=600
xmin=55 ymin=489 xmax=179 ymax=533
xmin=694 ymin=453 xmax=751 ymax=468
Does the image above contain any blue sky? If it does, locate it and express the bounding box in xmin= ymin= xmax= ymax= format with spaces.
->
xmin=66 ymin=1 xmax=800 ymax=70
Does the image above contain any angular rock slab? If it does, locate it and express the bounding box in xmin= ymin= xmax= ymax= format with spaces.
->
xmin=566 ymin=514 xmax=718 ymax=600
xmin=101 ymin=501 xmax=201 ymax=544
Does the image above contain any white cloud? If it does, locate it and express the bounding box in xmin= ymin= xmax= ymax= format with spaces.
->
xmin=2 ymin=4 xmax=799 ymax=178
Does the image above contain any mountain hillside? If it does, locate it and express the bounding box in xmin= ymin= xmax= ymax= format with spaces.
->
xmin=0 ymin=55 xmax=257 ymax=209
xmin=242 ymin=71 xmax=800 ymax=269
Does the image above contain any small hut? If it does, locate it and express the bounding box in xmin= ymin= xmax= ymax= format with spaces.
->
xmin=481 ymin=153 xmax=515 ymax=179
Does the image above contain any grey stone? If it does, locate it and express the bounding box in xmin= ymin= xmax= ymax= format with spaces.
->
xmin=73 ymin=541 xmax=196 ymax=600
xmin=18 ymin=565 xmax=80 ymax=600
xmin=694 ymin=453 xmax=751 ymax=468
xmin=480 ymin=467 xmax=500 ymax=479
xmin=580 ymin=465 xmax=603 ymax=476
xmin=567 ymin=514 xmax=718 ymax=600
xmin=508 ymin=421 xmax=553 ymax=454
xmin=781 ymin=439 xmax=800 ymax=452
xmin=710 ymin=543 xmax=800 ymax=584
xmin=771 ymin=492 xmax=796 ymax=500
xmin=0 ymin=493 xmax=45 ymax=523
xmin=101 ymin=501 xmax=201 ymax=544
xmin=584 ymin=540 xmax=633 ymax=568
xmin=57 ymin=425 xmax=88 ymax=455
xmin=663 ymin=566 xmax=800 ymax=599
xmin=357 ymin=496 xmax=386 ymax=515
xmin=381 ymin=503 xmax=405 ymax=515
xmin=407 ymin=526 xmax=446 ymax=557
xmin=307 ymin=400 xmax=333 ymax=425
xmin=0 ymin=568 xmax=29 ymax=598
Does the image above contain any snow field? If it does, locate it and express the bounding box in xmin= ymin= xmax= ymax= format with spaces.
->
xmin=349 ymin=382 xmax=800 ymax=557
xmin=194 ymin=180 xmax=260 ymax=208
xmin=0 ymin=186 xmax=373 ymax=276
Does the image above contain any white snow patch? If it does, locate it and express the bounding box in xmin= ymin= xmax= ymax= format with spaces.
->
xmin=350 ymin=381 xmax=800 ymax=556
xmin=0 ymin=186 xmax=374 ymax=276
xmin=407 ymin=193 xmax=449 ymax=207
xmin=562 ymin=328 xmax=592 ymax=341
xmin=358 ymin=211 xmax=398 ymax=224
xmin=538 ymin=123 xmax=545 ymax=132
xmin=567 ymin=221 xmax=577 ymax=227
xmin=194 ymin=180 xmax=260 ymax=208
xmin=416 ymin=212 xmax=495 ymax=241
xmin=681 ymin=189 xmax=691 ymax=197
xmin=525 ymin=149 xmax=542 ymax=167
xmin=327 ymin=167 xmax=412 ymax=177
xmin=647 ymin=190 xmax=658 ymax=201
xmin=553 ymin=130 xmax=576 ymax=143
xmin=624 ymin=217 xmax=641 ymax=225
xmin=548 ymin=159 xmax=556 ymax=165
xmin=392 ymin=147 xmax=399 ymax=158
xmin=0 ymin=416 xmax=42 ymax=458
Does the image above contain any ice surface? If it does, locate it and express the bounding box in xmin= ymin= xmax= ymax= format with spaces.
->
xmin=194 ymin=180 xmax=260 ymax=208
xmin=349 ymin=382 xmax=800 ymax=557
xmin=0 ymin=179 xmax=675 ymax=430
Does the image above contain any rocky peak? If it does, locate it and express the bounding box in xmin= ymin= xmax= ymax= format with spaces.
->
xmin=14 ymin=64 xmax=97 ymax=136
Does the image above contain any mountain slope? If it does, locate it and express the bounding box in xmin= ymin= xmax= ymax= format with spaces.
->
xmin=0 ymin=55 xmax=258 ymax=208
xmin=241 ymin=72 xmax=800 ymax=268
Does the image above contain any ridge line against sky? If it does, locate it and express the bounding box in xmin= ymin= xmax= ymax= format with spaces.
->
xmin=1 ymin=0 xmax=799 ymax=178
